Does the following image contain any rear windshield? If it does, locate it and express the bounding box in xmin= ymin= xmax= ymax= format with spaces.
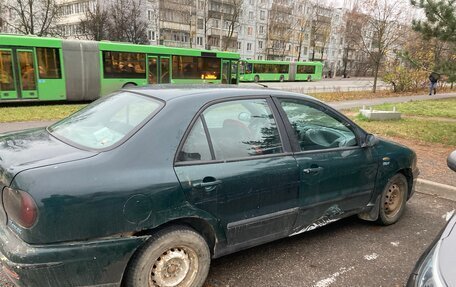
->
xmin=49 ymin=92 xmax=162 ymax=149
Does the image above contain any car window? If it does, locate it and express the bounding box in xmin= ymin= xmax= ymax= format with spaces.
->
xmin=203 ymin=99 xmax=283 ymax=160
xmin=280 ymin=100 xmax=357 ymax=151
xmin=177 ymin=117 xmax=212 ymax=162
xmin=49 ymin=92 xmax=161 ymax=149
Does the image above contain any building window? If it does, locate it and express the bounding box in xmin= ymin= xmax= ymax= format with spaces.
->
xmin=247 ymin=26 xmax=253 ymax=36
xmin=148 ymin=10 xmax=153 ymax=21
xmin=237 ymin=41 xmax=241 ymax=49
xmin=197 ymin=18 xmax=203 ymax=29
xmin=249 ymin=11 xmax=253 ymax=20
xmin=259 ymin=25 xmax=264 ymax=34
xmin=258 ymin=55 xmax=263 ymax=60
xmin=214 ymin=19 xmax=219 ymax=28
xmin=247 ymin=43 xmax=252 ymax=51
xmin=197 ymin=37 xmax=203 ymax=46
xmin=303 ymin=47 xmax=308 ymax=55
xmin=260 ymin=10 xmax=266 ymax=20
xmin=258 ymin=40 xmax=263 ymax=49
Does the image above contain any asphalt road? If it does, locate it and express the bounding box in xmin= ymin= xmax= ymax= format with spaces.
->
xmin=0 ymin=193 xmax=454 ymax=286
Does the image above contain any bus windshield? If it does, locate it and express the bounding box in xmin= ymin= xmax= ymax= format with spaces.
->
xmin=49 ymin=92 xmax=162 ymax=149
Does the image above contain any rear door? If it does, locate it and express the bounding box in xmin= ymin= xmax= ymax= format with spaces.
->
xmin=275 ymin=97 xmax=378 ymax=234
xmin=0 ymin=49 xmax=18 ymax=99
xmin=174 ymin=97 xmax=300 ymax=247
xmin=16 ymin=49 xmax=38 ymax=99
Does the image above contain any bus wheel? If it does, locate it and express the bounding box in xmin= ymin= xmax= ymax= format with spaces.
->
xmin=279 ymin=75 xmax=284 ymax=82
xmin=307 ymin=75 xmax=312 ymax=82
xmin=123 ymin=83 xmax=137 ymax=88
xmin=254 ymin=75 xmax=260 ymax=82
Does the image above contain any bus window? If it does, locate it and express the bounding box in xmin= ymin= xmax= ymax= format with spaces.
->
xmin=37 ymin=48 xmax=62 ymax=79
xmin=103 ymin=51 xmax=146 ymax=79
xmin=172 ymin=56 xmax=221 ymax=80
xmin=0 ymin=51 xmax=15 ymax=91
xmin=297 ymin=65 xmax=316 ymax=74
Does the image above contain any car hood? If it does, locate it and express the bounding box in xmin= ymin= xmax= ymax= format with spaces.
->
xmin=0 ymin=128 xmax=97 ymax=186
xmin=439 ymin=214 xmax=456 ymax=287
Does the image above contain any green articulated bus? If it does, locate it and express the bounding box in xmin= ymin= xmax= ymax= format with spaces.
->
xmin=0 ymin=34 xmax=240 ymax=102
xmin=239 ymin=60 xmax=323 ymax=82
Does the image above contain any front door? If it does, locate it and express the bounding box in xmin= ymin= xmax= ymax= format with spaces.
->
xmin=160 ymin=57 xmax=170 ymax=83
xmin=221 ymin=60 xmax=230 ymax=84
xmin=174 ymin=98 xmax=300 ymax=247
xmin=148 ymin=56 xmax=158 ymax=84
xmin=0 ymin=49 xmax=18 ymax=99
xmin=16 ymin=49 xmax=38 ymax=99
xmin=276 ymin=98 xmax=378 ymax=233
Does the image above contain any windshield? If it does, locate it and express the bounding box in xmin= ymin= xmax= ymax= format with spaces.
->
xmin=49 ymin=92 xmax=162 ymax=149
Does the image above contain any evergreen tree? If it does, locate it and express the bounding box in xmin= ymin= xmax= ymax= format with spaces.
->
xmin=411 ymin=0 xmax=456 ymax=83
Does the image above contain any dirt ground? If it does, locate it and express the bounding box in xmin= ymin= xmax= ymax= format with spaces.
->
xmin=384 ymin=136 xmax=455 ymax=186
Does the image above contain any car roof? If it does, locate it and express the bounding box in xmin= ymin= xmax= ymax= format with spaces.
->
xmin=122 ymin=84 xmax=319 ymax=103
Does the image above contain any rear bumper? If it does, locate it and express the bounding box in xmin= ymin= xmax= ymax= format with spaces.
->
xmin=0 ymin=225 xmax=148 ymax=287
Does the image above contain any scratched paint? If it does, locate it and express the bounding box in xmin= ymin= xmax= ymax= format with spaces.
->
xmin=313 ymin=266 xmax=355 ymax=287
xmin=290 ymin=205 xmax=344 ymax=237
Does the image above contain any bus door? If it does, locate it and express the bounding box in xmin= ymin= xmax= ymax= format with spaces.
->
xmin=222 ymin=59 xmax=230 ymax=84
xmin=159 ymin=56 xmax=170 ymax=83
xmin=148 ymin=56 xmax=158 ymax=84
xmin=16 ymin=49 xmax=38 ymax=99
xmin=231 ymin=60 xmax=239 ymax=84
xmin=0 ymin=49 xmax=18 ymax=99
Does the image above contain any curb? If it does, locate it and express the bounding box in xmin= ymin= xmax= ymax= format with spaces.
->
xmin=416 ymin=178 xmax=456 ymax=202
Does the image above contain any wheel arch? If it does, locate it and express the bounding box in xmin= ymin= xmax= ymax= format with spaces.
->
xmin=398 ymin=168 xmax=414 ymax=199
xmin=132 ymin=217 xmax=218 ymax=256
xmin=122 ymin=82 xmax=138 ymax=88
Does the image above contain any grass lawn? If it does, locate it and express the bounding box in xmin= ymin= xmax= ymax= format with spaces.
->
xmin=0 ymin=104 xmax=86 ymax=123
xmin=348 ymin=98 xmax=456 ymax=146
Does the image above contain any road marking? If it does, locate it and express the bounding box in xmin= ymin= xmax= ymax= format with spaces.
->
xmin=364 ymin=253 xmax=379 ymax=261
xmin=313 ymin=266 xmax=355 ymax=287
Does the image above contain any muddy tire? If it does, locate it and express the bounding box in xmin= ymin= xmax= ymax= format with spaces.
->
xmin=279 ymin=75 xmax=284 ymax=82
xmin=254 ymin=75 xmax=260 ymax=82
xmin=124 ymin=225 xmax=210 ymax=287
xmin=377 ymin=174 xmax=408 ymax=225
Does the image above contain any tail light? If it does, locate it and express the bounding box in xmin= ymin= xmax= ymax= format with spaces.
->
xmin=2 ymin=187 xmax=38 ymax=228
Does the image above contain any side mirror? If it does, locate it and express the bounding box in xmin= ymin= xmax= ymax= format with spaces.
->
xmin=448 ymin=150 xmax=456 ymax=172
xmin=362 ymin=134 xmax=378 ymax=148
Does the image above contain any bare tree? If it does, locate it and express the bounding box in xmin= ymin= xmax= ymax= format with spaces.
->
xmin=79 ymin=2 xmax=110 ymax=41
xmin=356 ymin=0 xmax=408 ymax=92
xmin=0 ymin=0 xmax=5 ymax=32
xmin=309 ymin=4 xmax=332 ymax=61
xmin=3 ymin=0 xmax=60 ymax=36
xmin=109 ymin=0 xmax=148 ymax=44
xmin=266 ymin=2 xmax=296 ymax=60
xmin=222 ymin=0 xmax=241 ymax=51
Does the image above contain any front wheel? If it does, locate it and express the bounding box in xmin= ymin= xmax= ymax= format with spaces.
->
xmin=124 ymin=225 xmax=211 ymax=287
xmin=377 ymin=174 xmax=408 ymax=225
xmin=254 ymin=75 xmax=260 ymax=82
xmin=279 ymin=75 xmax=284 ymax=82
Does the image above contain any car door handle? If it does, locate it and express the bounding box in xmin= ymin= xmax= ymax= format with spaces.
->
xmin=193 ymin=179 xmax=222 ymax=189
xmin=303 ymin=167 xmax=323 ymax=174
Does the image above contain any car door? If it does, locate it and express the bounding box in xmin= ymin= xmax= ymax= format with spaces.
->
xmin=274 ymin=97 xmax=379 ymax=234
xmin=174 ymin=97 xmax=300 ymax=248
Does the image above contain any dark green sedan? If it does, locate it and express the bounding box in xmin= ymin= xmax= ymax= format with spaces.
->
xmin=0 ymin=86 xmax=419 ymax=287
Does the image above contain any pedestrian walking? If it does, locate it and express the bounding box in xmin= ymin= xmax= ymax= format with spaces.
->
xmin=429 ymin=72 xmax=439 ymax=95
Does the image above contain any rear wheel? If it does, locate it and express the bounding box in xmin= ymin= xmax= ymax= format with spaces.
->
xmin=279 ymin=75 xmax=284 ymax=82
xmin=254 ymin=75 xmax=260 ymax=82
xmin=125 ymin=226 xmax=210 ymax=287
xmin=377 ymin=174 xmax=408 ymax=225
